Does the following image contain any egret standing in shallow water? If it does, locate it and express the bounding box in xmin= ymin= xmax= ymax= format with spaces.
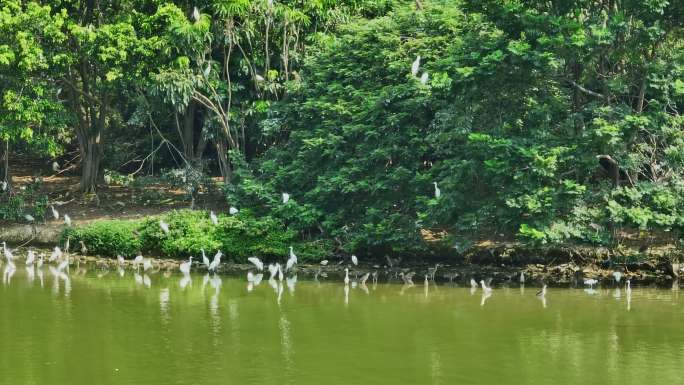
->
xmin=344 ymin=268 xmax=350 ymax=286
xmin=26 ymin=249 xmax=35 ymax=266
xmin=248 ymin=257 xmax=264 ymax=271
xmin=584 ymin=278 xmax=598 ymax=288
xmin=536 ymin=284 xmax=547 ymax=297
xmin=286 ymin=247 xmax=297 ymax=271
xmin=179 ymin=256 xmax=193 ymax=275
xmin=209 ymin=251 xmax=222 ymax=273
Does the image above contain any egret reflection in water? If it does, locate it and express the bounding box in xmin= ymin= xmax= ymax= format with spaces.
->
xmin=1 ymin=260 xmax=683 ymax=385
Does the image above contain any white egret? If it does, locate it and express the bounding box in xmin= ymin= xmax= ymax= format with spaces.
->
xmin=49 ymin=247 xmax=62 ymax=262
xmin=248 ymin=257 xmax=264 ymax=271
xmin=360 ymin=272 xmax=370 ymax=285
xmin=143 ymin=259 xmax=153 ymax=272
xmin=191 ymin=6 xmax=200 ymax=22
xmin=344 ymin=268 xmax=350 ymax=285
xmin=133 ymin=254 xmax=144 ymax=267
xmin=201 ymin=249 xmax=210 ymax=269
xmin=50 ymin=205 xmax=59 ymax=220
xmin=420 ymin=72 xmax=429 ymax=85
xmin=433 ymin=182 xmax=441 ymax=199
xmin=320 ymin=260 xmax=328 ymax=266
xmin=480 ymin=279 xmax=492 ymax=293
xmin=79 ymin=241 xmax=87 ymax=255
xmin=229 ymin=206 xmax=239 ymax=215
xmin=351 ymin=255 xmax=358 ymax=266
xmin=612 ymin=271 xmax=622 ymax=283
xmin=2 ymin=242 xmax=13 ymax=261
xmin=255 ymin=74 xmax=265 ymax=82
xmin=282 ymin=192 xmax=290 ymax=203
xmin=24 ymin=214 xmax=35 ymax=222
xmin=520 ymin=271 xmax=525 ymax=284
xmin=285 ymin=246 xmax=297 ymax=271
xmin=159 ymin=219 xmax=170 ymax=235
xmin=536 ymin=284 xmax=547 ymax=297
xmin=26 ymin=249 xmax=35 ymax=266
xmin=57 ymin=257 xmax=69 ymax=272
xmin=584 ymin=278 xmax=598 ymax=288
xmin=399 ymin=272 xmax=415 ymax=285
xmin=52 ymin=161 xmax=60 ymax=172
xmin=411 ymin=56 xmax=421 ymax=76
xmin=117 ymin=255 xmax=125 ymax=267
xmin=277 ymin=263 xmax=283 ymax=281
xmin=180 ymin=256 xmax=193 ymax=275
xmin=268 ymin=263 xmax=278 ymax=280
xmin=37 ymin=255 xmax=44 ymax=269
xmin=209 ymin=251 xmax=222 ymax=272
xmin=210 ymin=211 xmax=218 ymax=225
xmin=470 ymin=278 xmax=478 ymax=289
xmin=64 ymin=214 xmax=71 ymax=227
xmin=1 ymin=181 xmax=6 ymax=191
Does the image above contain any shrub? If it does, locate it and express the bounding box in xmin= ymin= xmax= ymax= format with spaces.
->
xmin=63 ymin=220 xmax=142 ymax=256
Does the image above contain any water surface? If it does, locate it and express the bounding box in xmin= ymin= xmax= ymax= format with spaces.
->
xmin=1 ymin=266 xmax=683 ymax=385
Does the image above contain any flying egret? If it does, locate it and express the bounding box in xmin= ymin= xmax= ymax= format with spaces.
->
xmin=210 ymin=211 xmax=218 ymax=225
xmin=26 ymin=249 xmax=35 ymax=266
xmin=282 ymin=192 xmax=290 ymax=203
xmin=420 ymin=72 xmax=429 ymax=85
xmin=159 ymin=219 xmax=170 ymax=235
xmin=179 ymin=257 xmax=193 ymax=275
xmin=411 ymin=56 xmax=421 ymax=76
xmin=64 ymin=214 xmax=71 ymax=227
xmin=229 ymin=206 xmax=239 ymax=215
xmin=344 ymin=268 xmax=350 ymax=285
xmin=50 ymin=205 xmax=59 ymax=220
xmin=433 ymin=182 xmax=441 ymax=199
xmin=351 ymin=255 xmax=358 ymax=266
xmin=248 ymin=257 xmax=264 ymax=271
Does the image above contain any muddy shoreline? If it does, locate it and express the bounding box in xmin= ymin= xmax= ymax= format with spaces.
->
xmin=2 ymin=223 xmax=682 ymax=286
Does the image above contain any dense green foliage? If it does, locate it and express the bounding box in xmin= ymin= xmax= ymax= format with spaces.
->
xmin=5 ymin=0 xmax=684 ymax=258
xmin=63 ymin=210 xmax=332 ymax=261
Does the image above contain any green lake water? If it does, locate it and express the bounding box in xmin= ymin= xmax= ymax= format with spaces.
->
xmin=1 ymin=265 xmax=683 ymax=385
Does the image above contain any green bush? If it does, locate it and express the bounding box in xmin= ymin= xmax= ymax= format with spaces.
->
xmin=63 ymin=220 xmax=142 ymax=256
xmin=63 ymin=209 xmax=333 ymax=262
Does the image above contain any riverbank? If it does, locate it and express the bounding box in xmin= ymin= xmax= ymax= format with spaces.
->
xmin=4 ymin=218 xmax=682 ymax=286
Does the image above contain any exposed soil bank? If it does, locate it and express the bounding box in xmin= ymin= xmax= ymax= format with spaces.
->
xmin=4 ymin=221 xmax=681 ymax=287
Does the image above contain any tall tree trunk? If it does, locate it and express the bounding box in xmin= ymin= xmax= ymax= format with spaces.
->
xmin=80 ymin=136 xmax=102 ymax=193
xmin=182 ymin=102 xmax=196 ymax=160
xmin=0 ymin=140 xmax=10 ymax=190
xmin=216 ymin=137 xmax=231 ymax=184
